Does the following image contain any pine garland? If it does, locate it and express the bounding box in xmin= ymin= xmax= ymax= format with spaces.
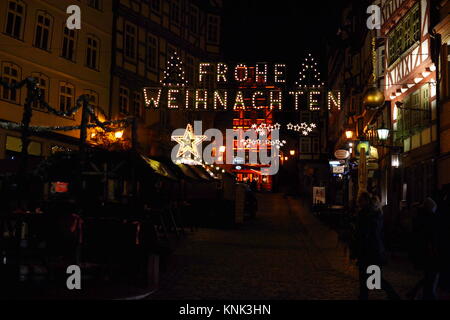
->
xmin=0 ymin=77 xmax=133 ymax=134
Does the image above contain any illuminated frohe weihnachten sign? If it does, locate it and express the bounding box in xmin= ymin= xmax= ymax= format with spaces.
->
xmin=143 ymin=58 xmax=341 ymax=112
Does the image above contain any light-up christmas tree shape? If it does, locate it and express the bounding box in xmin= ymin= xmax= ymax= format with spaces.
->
xmin=295 ymin=53 xmax=324 ymax=88
xmin=161 ymin=51 xmax=188 ymax=87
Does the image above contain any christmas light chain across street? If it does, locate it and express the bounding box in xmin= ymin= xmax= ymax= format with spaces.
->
xmin=240 ymin=138 xmax=287 ymax=149
xmin=251 ymin=122 xmax=317 ymax=136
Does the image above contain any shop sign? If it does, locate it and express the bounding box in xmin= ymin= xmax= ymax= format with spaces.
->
xmin=335 ymin=149 xmax=350 ymax=160
xmin=370 ymin=146 xmax=379 ymax=160
xmin=333 ymin=166 xmax=345 ymax=174
xmin=51 ymin=182 xmax=69 ymax=194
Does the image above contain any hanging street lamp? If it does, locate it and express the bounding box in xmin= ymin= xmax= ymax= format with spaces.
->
xmin=377 ymin=122 xmax=390 ymax=141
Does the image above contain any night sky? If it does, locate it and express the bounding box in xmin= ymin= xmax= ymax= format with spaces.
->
xmin=222 ymin=0 xmax=347 ymax=80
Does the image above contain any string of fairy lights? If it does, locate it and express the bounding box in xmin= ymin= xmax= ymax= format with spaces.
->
xmin=251 ymin=123 xmax=317 ymax=136
xmin=145 ymin=52 xmax=341 ymax=113
xmin=296 ymin=53 xmax=325 ymax=89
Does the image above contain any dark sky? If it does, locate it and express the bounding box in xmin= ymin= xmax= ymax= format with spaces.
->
xmin=222 ymin=0 xmax=346 ymax=78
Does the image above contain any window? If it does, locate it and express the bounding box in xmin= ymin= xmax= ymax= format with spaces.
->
xmin=6 ymin=136 xmax=42 ymax=159
xmin=151 ymin=0 xmax=161 ymax=13
xmin=388 ymin=3 xmax=420 ymax=65
xmin=119 ymin=86 xmax=129 ymax=114
xmin=312 ymin=138 xmax=320 ymax=154
xmin=62 ymin=26 xmax=76 ymax=61
xmin=1 ymin=62 xmax=21 ymax=103
xmin=59 ymin=82 xmax=75 ymax=113
xmin=147 ymin=34 xmax=158 ymax=71
xmin=410 ymin=91 xmax=420 ymax=127
xmin=34 ymin=12 xmax=52 ymax=51
xmin=189 ymin=5 xmax=198 ymax=34
xmin=300 ymin=112 xmax=311 ymax=124
xmin=396 ymin=84 xmax=431 ymax=141
xmin=84 ymin=89 xmax=99 ymax=122
xmin=5 ymin=0 xmax=25 ymax=39
xmin=86 ymin=35 xmax=99 ymax=70
xmin=88 ymin=0 xmax=101 ymax=10
xmin=31 ymin=72 xmax=49 ymax=109
xmin=133 ymin=91 xmax=142 ymax=117
xmin=124 ymin=24 xmax=136 ymax=60
xmin=170 ymin=0 xmax=180 ymax=25
xmin=207 ymin=15 xmax=220 ymax=44
xmin=300 ymin=138 xmax=311 ymax=154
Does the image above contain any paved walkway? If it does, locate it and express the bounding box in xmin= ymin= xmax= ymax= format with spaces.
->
xmin=150 ymin=193 xmax=424 ymax=300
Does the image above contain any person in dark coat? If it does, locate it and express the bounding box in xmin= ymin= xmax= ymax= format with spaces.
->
xmin=407 ymin=197 xmax=441 ymax=300
xmin=355 ymin=192 xmax=400 ymax=300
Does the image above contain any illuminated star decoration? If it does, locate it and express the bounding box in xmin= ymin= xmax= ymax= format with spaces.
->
xmin=287 ymin=122 xmax=318 ymax=136
xmin=241 ymin=139 xmax=286 ymax=149
xmin=172 ymin=124 xmax=207 ymax=160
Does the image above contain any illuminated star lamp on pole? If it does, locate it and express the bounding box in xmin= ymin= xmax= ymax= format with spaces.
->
xmin=172 ymin=124 xmax=207 ymax=161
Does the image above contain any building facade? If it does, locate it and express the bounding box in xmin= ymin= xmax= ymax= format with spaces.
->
xmin=109 ymin=0 xmax=223 ymax=158
xmin=0 ymin=0 xmax=113 ymax=160
xmin=435 ymin=0 xmax=450 ymax=188
xmin=327 ymin=0 xmax=445 ymax=225
xmin=327 ymin=0 xmax=382 ymax=206
xmin=381 ymin=0 xmax=439 ymax=207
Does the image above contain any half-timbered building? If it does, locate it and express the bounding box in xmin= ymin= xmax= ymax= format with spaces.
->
xmin=110 ymin=0 xmax=222 ymax=158
xmin=381 ymin=0 xmax=439 ymax=204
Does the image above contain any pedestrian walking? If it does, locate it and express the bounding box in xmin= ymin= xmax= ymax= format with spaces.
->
xmin=407 ymin=197 xmax=441 ymax=300
xmin=355 ymin=192 xmax=400 ymax=300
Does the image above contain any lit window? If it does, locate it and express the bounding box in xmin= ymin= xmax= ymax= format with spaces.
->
xmin=59 ymin=82 xmax=75 ymax=113
xmin=5 ymin=0 xmax=25 ymax=39
xmin=1 ymin=62 xmax=21 ymax=103
xmin=387 ymin=3 xmax=420 ymax=66
xmin=34 ymin=12 xmax=52 ymax=51
xmin=62 ymin=26 xmax=76 ymax=61
xmin=119 ymin=86 xmax=129 ymax=114
xmin=124 ymin=24 xmax=136 ymax=59
xmin=395 ymin=84 xmax=432 ymax=142
xmin=31 ymin=72 xmax=49 ymax=109
xmin=86 ymin=35 xmax=99 ymax=70
xmin=207 ymin=15 xmax=220 ymax=44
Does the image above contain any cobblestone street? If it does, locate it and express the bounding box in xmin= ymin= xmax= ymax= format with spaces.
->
xmin=150 ymin=194 xmax=421 ymax=300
